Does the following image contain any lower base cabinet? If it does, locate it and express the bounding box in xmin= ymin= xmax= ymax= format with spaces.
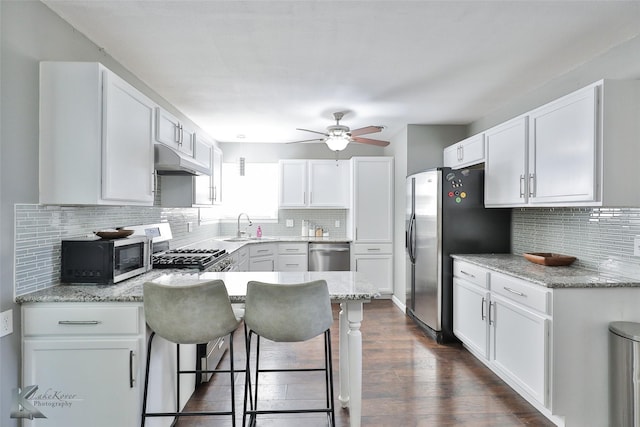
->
xmin=248 ymin=243 xmax=276 ymax=271
xmin=453 ymin=258 xmax=640 ymax=427
xmin=352 ymin=243 xmax=393 ymax=294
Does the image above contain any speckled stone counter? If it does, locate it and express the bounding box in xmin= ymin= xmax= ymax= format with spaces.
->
xmin=16 ymin=271 xmax=380 ymax=303
xmin=451 ymin=253 xmax=640 ymax=288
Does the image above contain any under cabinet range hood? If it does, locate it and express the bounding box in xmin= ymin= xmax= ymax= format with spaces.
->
xmin=154 ymin=144 xmax=210 ymax=176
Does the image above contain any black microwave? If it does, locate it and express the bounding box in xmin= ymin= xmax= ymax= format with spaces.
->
xmin=61 ymin=236 xmax=149 ymax=284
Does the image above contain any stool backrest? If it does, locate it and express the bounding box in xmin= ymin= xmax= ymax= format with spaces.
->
xmin=143 ymin=279 xmax=239 ymax=344
xmin=245 ymin=280 xmax=332 ymax=342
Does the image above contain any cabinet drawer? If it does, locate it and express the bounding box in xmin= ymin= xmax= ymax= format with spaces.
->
xmin=453 ymin=261 xmax=488 ymax=289
xmin=23 ymin=303 xmax=141 ymax=336
xmin=278 ymin=243 xmax=308 ymax=255
xmin=277 ymin=254 xmax=308 ymax=271
xmin=491 ymin=272 xmax=550 ymax=314
xmin=249 ymin=243 xmax=276 ymax=257
xmin=352 ymin=243 xmax=392 ymax=255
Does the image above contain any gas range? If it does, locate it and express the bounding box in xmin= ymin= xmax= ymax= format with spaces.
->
xmin=152 ymin=248 xmax=228 ymax=271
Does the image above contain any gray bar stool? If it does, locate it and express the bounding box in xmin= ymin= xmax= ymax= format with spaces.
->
xmin=142 ymin=279 xmax=241 ymax=427
xmin=243 ymin=279 xmax=335 ymax=427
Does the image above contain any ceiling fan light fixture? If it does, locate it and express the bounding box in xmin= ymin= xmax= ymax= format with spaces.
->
xmin=325 ymin=135 xmax=350 ymax=151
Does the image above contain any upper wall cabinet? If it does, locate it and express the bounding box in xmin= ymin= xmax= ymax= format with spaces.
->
xmin=443 ymin=134 xmax=485 ymax=169
xmin=155 ymin=107 xmax=195 ymax=157
xmin=485 ymin=79 xmax=640 ymax=207
xmin=39 ymin=62 xmax=155 ymax=206
xmin=279 ymin=160 xmax=350 ymax=208
xmin=161 ymin=135 xmax=223 ymax=207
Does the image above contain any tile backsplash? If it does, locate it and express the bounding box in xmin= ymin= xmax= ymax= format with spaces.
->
xmin=512 ymin=207 xmax=640 ymax=279
xmin=14 ymin=204 xmax=347 ymax=297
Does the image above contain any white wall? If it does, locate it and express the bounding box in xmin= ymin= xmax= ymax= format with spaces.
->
xmin=469 ymin=34 xmax=640 ymax=134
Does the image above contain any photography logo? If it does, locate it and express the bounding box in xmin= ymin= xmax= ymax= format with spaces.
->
xmin=11 ymin=385 xmax=83 ymax=419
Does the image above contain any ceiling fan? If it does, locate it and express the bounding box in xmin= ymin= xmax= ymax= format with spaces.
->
xmin=290 ymin=112 xmax=390 ymax=152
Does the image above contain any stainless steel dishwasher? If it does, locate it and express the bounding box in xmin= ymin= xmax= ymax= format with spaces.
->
xmin=308 ymin=242 xmax=351 ymax=271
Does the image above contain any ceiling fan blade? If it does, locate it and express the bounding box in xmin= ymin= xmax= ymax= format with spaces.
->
xmin=296 ymin=128 xmax=329 ymax=137
xmin=352 ymin=136 xmax=390 ymax=147
xmin=349 ymin=126 xmax=384 ymax=137
xmin=286 ymin=138 xmax=325 ymax=144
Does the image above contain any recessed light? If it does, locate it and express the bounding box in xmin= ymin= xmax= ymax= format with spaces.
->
xmin=236 ymin=134 xmax=246 ymax=139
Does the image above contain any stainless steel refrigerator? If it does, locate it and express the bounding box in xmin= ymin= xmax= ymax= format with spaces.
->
xmin=406 ymin=167 xmax=511 ymax=343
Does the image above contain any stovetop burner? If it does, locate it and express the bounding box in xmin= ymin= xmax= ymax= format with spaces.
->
xmin=152 ymin=249 xmax=227 ymax=270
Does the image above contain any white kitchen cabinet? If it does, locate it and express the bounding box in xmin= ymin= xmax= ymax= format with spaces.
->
xmin=21 ymin=303 xmax=144 ymax=427
xmin=155 ymin=107 xmax=195 ymax=157
xmin=453 ymin=261 xmax=550 ymax=409
xmin=453 ymin=278 xmax=489 ymax=359
xmin=39 ymin=62 xmax=155 ymax=205
xmin=484 ymin=116 xmax=529 ymax=207
xmin=278 ymin=160 xmax=349 ymax=208
xmin=249 ymin=243 xmax=276 ymax=271
xmin=353 ymin=251 xmax=393 ymax=295
xmin=351 ymin=157 xmax=394 ymax=242
xmin=485 ymin=79 xmax=640 ymax=208
xmin=443 ymin=133 xmax=485 ymax=169
xmin=161 ymin=137 xmax=223 ymax=207
xmin=234 ymin=246 xmax=249 ymax=272
xmin=277 ymin=243 xmax=308 ymax=272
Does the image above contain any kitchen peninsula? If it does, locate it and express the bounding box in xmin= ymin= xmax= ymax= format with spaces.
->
xmin=17 ymin=270 xmax=378 ymax=427
xmin=452 ymin=253 xmax=640 ymax=427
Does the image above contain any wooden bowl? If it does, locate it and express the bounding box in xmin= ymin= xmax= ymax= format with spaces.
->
xmin=94 ymin=229 xmax=134 ymax=239
xmin=523 ymin=252 xmax=576 ymax=266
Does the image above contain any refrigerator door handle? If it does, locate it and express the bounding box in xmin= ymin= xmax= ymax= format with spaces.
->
xmin=407 ymin=213 xmax=416 ymax=263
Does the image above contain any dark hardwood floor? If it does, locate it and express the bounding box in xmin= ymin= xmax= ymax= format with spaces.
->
xmin=174 ymin=300 xmax=554 ymax=426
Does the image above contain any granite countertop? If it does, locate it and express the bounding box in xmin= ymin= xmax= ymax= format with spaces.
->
xmin=16 ymin=271 xmax=380 ymax=304
xmin=187 ymin=236 xmax=352 ymax=253
xmin=451 ymin=254 xmax=640 ymax=289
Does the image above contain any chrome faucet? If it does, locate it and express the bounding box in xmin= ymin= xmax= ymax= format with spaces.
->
xmin=237 ymin=213 xmax=253 ymax=237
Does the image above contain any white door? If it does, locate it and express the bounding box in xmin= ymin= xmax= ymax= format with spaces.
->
xmin=101 ymin=71 xmax=155 ymax=204
xmin=308 ymin=160 xmax=348 ymax=207
xmin=354 ymin=254 xmax=393 ymax=294
xmin=490 ymin=295 xmax=548 ymax=406
xmin=22 ymin=338 xmax=140 ymax=427
xmin=353 ymin=158 xmax=393 ymax=242
xmin=528 ymin=85 xmax=598 ymax=204
xmin=484 ymin=116 xmax=528 ymax=207
xmin=453 ymin=279 xmax=489 ymax=359
xmin=279 ymin=160 xmax=307 ymax=207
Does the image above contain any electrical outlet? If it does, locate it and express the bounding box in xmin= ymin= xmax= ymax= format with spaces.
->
xmin=187 ymin=222 xmax=193 ymax=233
xmin=335 ymin=220 xmax=341 ymax=228
xmin=0 ymin=309 xmax=13 ymax=337
xmin=286 ymin=219 xmax=294 ymax=227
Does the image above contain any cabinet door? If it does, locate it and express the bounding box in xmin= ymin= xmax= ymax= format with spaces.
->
xmin=484 ymin=116 xmax=528 ymax=207
xmin=444 ymin=135 xmax=485 ymax=169
xmin=279 ymin=160 xmax=307 ymax=207
xmin=22 ymin=338 xmax=140 ymax=427
xmin=308 ymin=160 xmax=349 ymax=207
xmin=212 ymin=146 xmax=223 ymax=204
xmin=354 ymin=254 xmax=393 ymax=294
xmin=194 ymin=141 xmax=214 ymax=205
xmin=528 ymin=85 xmax=598 ymax=204
xmin=443 ymin=144 xmax=459 ymax=168
xmin=249 ymin=256 xmax=275 ymax=272
xmin=155 ymin=107 xmax=193 ymax=156
xmin=453 ymin=278 xmax=489 ymax=359
xmin=353 ymin=157 xmax=394 ymax=242
xmin=490 ymin=295 xmax=548 ymax=406
xmin=102 ymin=70 xmax=155 ymax=204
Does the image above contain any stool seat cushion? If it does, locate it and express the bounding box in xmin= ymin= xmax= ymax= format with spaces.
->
xmin=245 ymin=280 xmax=332 ymax=342
xmin=143 ymin=279 xmax=240 ymax=344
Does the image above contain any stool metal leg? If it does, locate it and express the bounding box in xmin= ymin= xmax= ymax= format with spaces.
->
xmin=141 ymin=332 xmax=156 ymax=427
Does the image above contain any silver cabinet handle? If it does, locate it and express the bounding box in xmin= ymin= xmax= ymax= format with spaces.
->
xmin=481 ymin=297 xmax=486 ymax=320
xmin=503 ymin=286 xmax=526 ymax=297
xmin=488 ymin=301 xmax=495 ymax=325
xmin=129 ymin=350 xmax=135 ymax=388
xmin=367 ymin=248 xmax=381 ymax=251
xmin=460 ymin=270 xmax=475 ymax=279
xmin=58 ymin=320 xmax=101 ymax=325
xmin=529 ymin=173 xmax=535 ymax=197
xmin=519 ymin=174 xmax=525 ymax=198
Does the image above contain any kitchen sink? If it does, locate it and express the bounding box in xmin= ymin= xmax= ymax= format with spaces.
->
xmin=224 ymin=237 xmax=277 ymax=242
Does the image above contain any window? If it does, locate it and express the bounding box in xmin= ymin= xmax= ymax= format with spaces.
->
xmin=218 ymin=162 xmax=279 ymax=220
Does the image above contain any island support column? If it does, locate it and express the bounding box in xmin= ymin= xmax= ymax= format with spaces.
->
xmin=338 ymin=301 xmax=363 ymax=427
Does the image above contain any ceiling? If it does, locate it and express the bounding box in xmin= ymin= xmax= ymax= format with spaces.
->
xmin=41 ymin=0 xmax=640 ymax=145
